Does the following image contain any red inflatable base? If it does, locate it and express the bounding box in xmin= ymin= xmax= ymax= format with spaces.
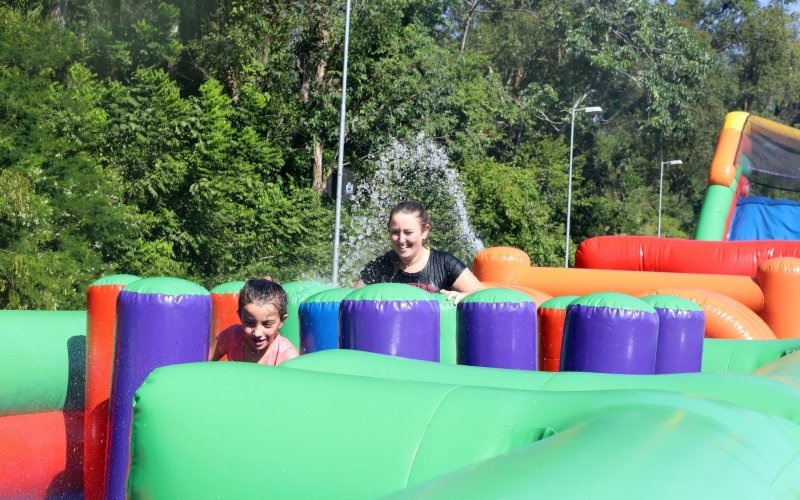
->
xmin=0 ymin=410 xmax=83 ymax=498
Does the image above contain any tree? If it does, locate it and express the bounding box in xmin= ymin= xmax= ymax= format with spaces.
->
xmin=0 ymin=8 xmax=126 ymax=308
xmin=463 ymin=141 xmax=567 ymax=267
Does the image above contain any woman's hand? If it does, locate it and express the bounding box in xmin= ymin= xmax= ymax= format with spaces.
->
xmin=440 ymin=289 xmax=467 ymax=305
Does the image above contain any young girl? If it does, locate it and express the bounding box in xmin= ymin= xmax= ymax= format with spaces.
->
xmin=210 ymin=278 xmax=299 ymax=365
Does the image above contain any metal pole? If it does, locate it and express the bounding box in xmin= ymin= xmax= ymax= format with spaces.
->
xmin=565 ymin=105 xmax=576 ymax=268
xmin=658 ymin=161 xmax=664 ymax=237
xmin=331 ymin=0 xmax=352 ymax=286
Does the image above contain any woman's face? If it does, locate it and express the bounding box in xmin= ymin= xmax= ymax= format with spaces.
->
xmin=389 ymin=212 xmax=430 ymax=261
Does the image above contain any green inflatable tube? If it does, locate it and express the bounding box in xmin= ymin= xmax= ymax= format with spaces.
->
xmin=702 ymin=338 xmax=800 ymax=373
xmin=284 ymin=349 xmax=800 ymax=424
xmin=127 ymin=361 xmax=800 ymax=498
xmin=392 ymin=391 xmax=800 ymax=499
xmin=0 ymin=310 xmax=86 ymax=415
xmin=755 ymin=347 xmax=800 ymax=379
xmin=695 ymin=182 xmax=736 ymax=240
xmin=433 ymin=293 xmax=457 ymax=364
xmin=0 ymin=309 xmax=86 ymax=336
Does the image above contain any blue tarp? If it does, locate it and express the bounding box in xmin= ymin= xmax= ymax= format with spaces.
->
xmin=729 ymin=196 xmax=800 ymax=240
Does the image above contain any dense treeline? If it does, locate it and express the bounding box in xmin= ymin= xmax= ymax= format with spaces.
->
xmin=1 ymin=0 xmax=799 ymax=308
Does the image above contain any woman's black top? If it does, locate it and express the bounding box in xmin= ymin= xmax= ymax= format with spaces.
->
xmin=359 ymin=249 xmax=468 ymax=293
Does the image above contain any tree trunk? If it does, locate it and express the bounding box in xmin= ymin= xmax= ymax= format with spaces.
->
xmin=312 ymin=138 xmax=324 ymax=194
xmin=312 ymin=29 xmax=329 ymax=195
xmin=460 ymin=16 xmax=471 ymax=54
xmin=460 ymin=0 xmax=481 ymax=54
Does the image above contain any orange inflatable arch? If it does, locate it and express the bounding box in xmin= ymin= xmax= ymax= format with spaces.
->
xmin=473 ymin=247 xmax=800 ymax=340
xmin=474 ymin=247 xmax=764 ymax=313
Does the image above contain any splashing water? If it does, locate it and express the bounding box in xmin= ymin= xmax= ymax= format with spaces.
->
xmin=338 ymin=132 xmax=484 ymax=284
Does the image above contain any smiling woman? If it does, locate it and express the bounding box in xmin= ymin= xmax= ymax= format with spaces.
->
xmin=355 ymin=201 xmax=484 ymax=304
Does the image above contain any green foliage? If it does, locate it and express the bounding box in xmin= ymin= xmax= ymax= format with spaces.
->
xmin=347 ymin=24 xmax=512 ymax=165
xmin=68 ymin=0 xmax=183 ymax=79
xmin=0 ymin=8 xmax=114 ymax=309
xmin=96 ymin=69 xmax=332 ymax=286
xmin=1 ymin=0 xmax=800 ymax=308
xmin=568 ymin=0 xmax=712 ymax=139
xmin=463 ymin=158 xmax=564 ymax=267
xmin=737 ymin=6 xmax=800 ymax=120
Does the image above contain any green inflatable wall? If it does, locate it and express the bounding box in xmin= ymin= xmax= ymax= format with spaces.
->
xmin=127 ymin=349 xmax=800 ymax=498
xmin=0 ymin=310 xmax=86 ymax=414
xmin=702 ymin=338 xmax=800 ymax=373
xmin=285 ymin=349 xmax=800 ymax=424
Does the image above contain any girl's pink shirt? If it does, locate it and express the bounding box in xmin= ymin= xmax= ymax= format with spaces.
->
xmin=216 ymin=325 xmax=299 ymax=366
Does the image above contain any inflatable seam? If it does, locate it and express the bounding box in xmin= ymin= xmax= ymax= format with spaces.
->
xmin=403 ymin=384 xmax=461 ymax=488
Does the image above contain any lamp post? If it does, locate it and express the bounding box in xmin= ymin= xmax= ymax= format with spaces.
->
xmin=565 ymin=101 xmax=603 ymax=268
xmin=331 ymin=0 xmax=353 ymax=286
xmin=658 ymin=159 xmax=683 ymax=237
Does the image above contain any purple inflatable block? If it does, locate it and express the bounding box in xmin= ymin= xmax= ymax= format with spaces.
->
xmin=561 ymin=304 xmax=658 ymax=375
xmin=457 ymin=301 xmax=538 ymax=370
xmin=340 ymin=299 xmax=440 ymax=362
xmin=105 ymin=285 xmax=210 ymax=500
xmin=654 ymin=308 xmax=705 ymax=374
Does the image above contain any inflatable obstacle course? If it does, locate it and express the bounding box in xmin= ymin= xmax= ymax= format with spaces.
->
xmin=4 ymin=274 xmax=800 ymax=497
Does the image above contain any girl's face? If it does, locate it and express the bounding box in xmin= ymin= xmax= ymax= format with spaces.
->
xmin=389 ymin=212 xmax=430 ymax=261
xmin=238 ymin=301 xmax=285 ymax=353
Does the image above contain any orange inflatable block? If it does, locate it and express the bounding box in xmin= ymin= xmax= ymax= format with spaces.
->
xmin=757 ymin=258 xmax=800 ymax=339
xmin=474 ymin=247 xmax=531 ymax=283
xmin=483 ymin=282 xmax=552 ymax=306
xmin=538 ymin=307 xmax=568 ymax=372
xmin=210 ymin=291 xmax=240 ymax=361
xmin=475 ymin=247 xmax=765 ymax=313
xmin=489 ymin=266 xmax=763 ymax=314
xmin=640 ymin=288 xmax=775 ymax=340
xmin=84 ymin=283 xmax=125 ymax=500
xmin=709 ymin=127 xmax=743 ymax=187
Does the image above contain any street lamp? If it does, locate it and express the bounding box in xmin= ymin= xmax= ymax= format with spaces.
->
xmin=331 ymin=0 xmax=353 ymax=286
xmin=565 ymin=101 xmax=603 ymax=268
xmin=658 ymin=159 xmax=683 ymax=237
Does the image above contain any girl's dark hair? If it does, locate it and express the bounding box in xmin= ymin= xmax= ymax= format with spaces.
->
xmin=388 ymin=200 xmax=432 ymax=246
xmin=238 ymin=278 xmax=288 ymax=318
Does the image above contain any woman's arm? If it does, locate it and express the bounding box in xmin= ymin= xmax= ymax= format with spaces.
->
xmin=451 ymin=268 xmax=485 ymax=294
xmin=440 ymin=268 xmax=485 ymax=304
